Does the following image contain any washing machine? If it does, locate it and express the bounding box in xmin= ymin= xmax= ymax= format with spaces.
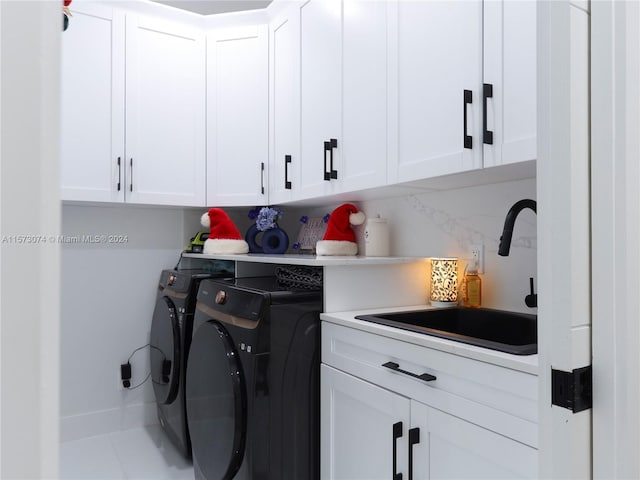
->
xmin=149 ymin=268 xmax=232 ymax=458
xmin=186 ymin=276 xmax=322 ymax=480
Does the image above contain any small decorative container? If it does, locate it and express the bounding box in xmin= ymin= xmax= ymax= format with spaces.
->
xmin=363 ymin=216 xmax=389 ymax=257
xmin=245 ymin=207 xmax=289 ymax=254
xmin=430 ymin=257 xmax=458 ymax=307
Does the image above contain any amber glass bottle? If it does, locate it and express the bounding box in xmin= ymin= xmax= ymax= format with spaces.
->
xmin=463 ymin=264 xmax=482 ymax=308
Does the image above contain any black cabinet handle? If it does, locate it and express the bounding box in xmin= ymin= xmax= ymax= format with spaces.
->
xmin=117 ymin=157 xmax=121 ymax=192
xmin=323 ymin=139 xmax=338 ymax=181
xmin=483 ymin=83 xmax=494 ymax=145
xmin=329 ymin=138 xmax=338 ymax=179
xmin=260 ymin=162 xmax=265 ymax=194
xmin=382 ymin=361 xmax=436 ymax=383
xmin=408 ymin=428 xmax=420 ymax=480
xmin=392 ymin=421 xmax=403 ymax=480
xmin=463 ymin=89 xmax=472 ymax=149
xmin=285 ymin=155 xmax=292 ymax=190
xmin=129 ymin=158 xmax=133 ymax=192
xmin=324 ymin=141 xmax=331 ymax=181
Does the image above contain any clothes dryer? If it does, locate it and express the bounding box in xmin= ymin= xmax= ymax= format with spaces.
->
xmin=186 ymin=276 xmax=322 ymax=480
xmin=149 ymin=269 xmax=231 ymax=458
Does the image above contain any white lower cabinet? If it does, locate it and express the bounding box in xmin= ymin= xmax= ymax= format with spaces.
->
xmin=321 ymin=322 xmax=538 ymax=479
xmin=411 ymin=401 xmax=537 ymax=479
xmin=321 ymin=365 xmax=410 ymax=480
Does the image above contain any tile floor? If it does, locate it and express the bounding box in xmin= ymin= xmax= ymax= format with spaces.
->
xmin=60 ymin=424 xmax=194 ymax=479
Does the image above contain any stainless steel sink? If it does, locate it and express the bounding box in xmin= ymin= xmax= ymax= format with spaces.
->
xmin=355 ymin=307 xmax=537 ymax=355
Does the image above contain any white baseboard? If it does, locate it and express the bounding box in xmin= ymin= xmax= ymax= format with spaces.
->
xmin=61 ymin=402 xmax=159 ymax=443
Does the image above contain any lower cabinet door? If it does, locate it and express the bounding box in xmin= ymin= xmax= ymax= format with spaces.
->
xmin=410 ymin=400 xmax=538 ymax=480
xmin=321 ymin=365 xmax=411 ymax=480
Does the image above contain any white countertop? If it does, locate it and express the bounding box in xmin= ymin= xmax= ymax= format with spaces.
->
xmin=183 ymin=252 xmax=427 ymax=267
xmin=321 ymin=305 xmax=539 ymax=375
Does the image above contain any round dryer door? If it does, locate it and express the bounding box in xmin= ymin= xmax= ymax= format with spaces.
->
xmin=150 ymin=296 xmax=180 ymax=405
xmin=186 ymin=321 xmax=246 ymax=480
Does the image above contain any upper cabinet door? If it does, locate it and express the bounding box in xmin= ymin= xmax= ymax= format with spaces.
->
xmin=340 ymin=0 xmax=389 ymax=193
xmin=389 ymin=0 xmax=483 ymax=184
xmin=296 ymin=0 xmax=389 ymax=201
xmin=298 ymin=0 xmax=342 ymax=200
xmin=483 ymin=0 xmax=537 ymax=167
xmin=207 ymin=25 xmax=269 ymax=207
xmin=61 ymin=4 xmax=125 ymax=202
xmin=125 ymin=16 xmax=205 ymax=207
xmin=268 ymin=8 xmax=300 ymax=205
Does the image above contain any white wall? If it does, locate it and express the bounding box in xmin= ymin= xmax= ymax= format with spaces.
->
xmin=310 ymin=178 xmax=537 ymax=313
xmin=60 ymin=204 xmax=191 ymax=440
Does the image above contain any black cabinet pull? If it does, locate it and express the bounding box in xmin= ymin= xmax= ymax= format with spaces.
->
xmin=408 ymin=428 xmax=420 ymax=480
xmin=392 ymin=421 xmax=403 ymax=480
xmin=117 ymin=157 xmax=121 ymax=192
xmin=323 ymin=139 xmax=338 ymax=181
xmin=323 ymin=141 xmax=331 ymax=181
xmin=285 ymin=155 xmax=292 ymax=190
xmin=483 ymin=83 xmax=494 ymax=145
xmin=129 ymin=158 xmax=133 ymax=192
xmin=382 ymin=361 xmax=436 ymax=383
xmin=463 ymin=89 xmax=472 ymax=149
xmin=260 ymin=162 xmax=265 ymax=194
xmin=329 ymin=138 xmax=338 ymax=179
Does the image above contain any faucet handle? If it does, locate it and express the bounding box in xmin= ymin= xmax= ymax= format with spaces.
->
xmin=525 ymin=277 xmax=537 ymax=308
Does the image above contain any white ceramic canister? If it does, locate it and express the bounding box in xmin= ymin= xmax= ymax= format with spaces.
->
xmin=363 ymin=216 xmax=389 ymax=256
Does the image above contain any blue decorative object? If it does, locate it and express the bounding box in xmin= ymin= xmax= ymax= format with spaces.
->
xmin=262 ymin=227 xmax=289 ymax=254
xmin=245 ymin=206 xmax=289 ymax=254
xmin=245 ymin=224 xmax=289 ymax=254
xmin=245 ymin=224 xmax=264 ymax=253
xmin=250 ymin=207 xmax=283 ymax=231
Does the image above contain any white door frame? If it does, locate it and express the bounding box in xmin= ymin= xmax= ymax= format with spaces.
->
xmin=0 ymin=1 xmax=61 ymax=477
xmin=537 ymin=1 xmax=592 ymax=477
xmin=591 ymin=1 xmax=640 ymax=478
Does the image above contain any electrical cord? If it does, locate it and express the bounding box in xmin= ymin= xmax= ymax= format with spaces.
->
xmin=122 ymin=343 xmax=167 ymax=390
xmin=127 ymin=343 xmax=150 ymax=363
xmin=128 ymin=372 xmax=152 ymax=390
xmin=173 ymin=251 xmax=184 ymax=270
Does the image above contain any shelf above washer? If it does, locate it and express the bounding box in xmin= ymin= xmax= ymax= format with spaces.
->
xmin=181 ymin=252 xmax=427 ymax=267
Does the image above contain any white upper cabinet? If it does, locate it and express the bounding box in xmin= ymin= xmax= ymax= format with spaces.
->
xmin=126 ymin=16 xmax=206 ymax=206
xmin=389 ymin=0 xmax=483 ymax=184
xmin=61 ymin=4 xmax=125 ymax=202
xmin=482 ymin=0 xmax=537 ymax=167
xmin=62 ymin=5 xmax=205 ymax=206
xmin=207 ymin=25 xmax=269 ymax=207
xmin=341 ymin=0 xmax=389 ymax=192
xmin=268 ymin=7 xmax=300 ymax=205
xmin=290 ymin=0 xmax=389 ymax=201
xmin=298 ymin=0 xmax=342 ymax=199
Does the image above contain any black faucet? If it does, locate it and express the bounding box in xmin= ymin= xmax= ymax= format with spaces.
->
xmin=498 ymin=199 xmax=537 ymax=256
xmin=498 ymin=199 xmax=537 ymax=308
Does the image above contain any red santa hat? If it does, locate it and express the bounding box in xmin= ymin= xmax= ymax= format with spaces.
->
xmin=200 ymin=208 xmax=249 ymax=255
xmin=316 ymin=203 xmax=366 ymax=256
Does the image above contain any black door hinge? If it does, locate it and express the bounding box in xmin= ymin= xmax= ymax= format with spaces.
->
xmin=551 ymin=365 xmax=592 ymax=413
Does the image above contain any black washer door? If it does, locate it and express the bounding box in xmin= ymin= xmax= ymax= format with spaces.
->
xmin=186 ymin=321 xmax=246 ymax=480
xmin=150 ymin=296 xmax=180 ymax=405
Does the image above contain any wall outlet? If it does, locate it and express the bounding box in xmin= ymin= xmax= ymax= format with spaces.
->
xmin=470 ymin=244 xmax=484 ymax=273
xmin=119 ymin=362 xmax=132 ymax=391
xmin=118 ymin=368 xmax=126 ymax=391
